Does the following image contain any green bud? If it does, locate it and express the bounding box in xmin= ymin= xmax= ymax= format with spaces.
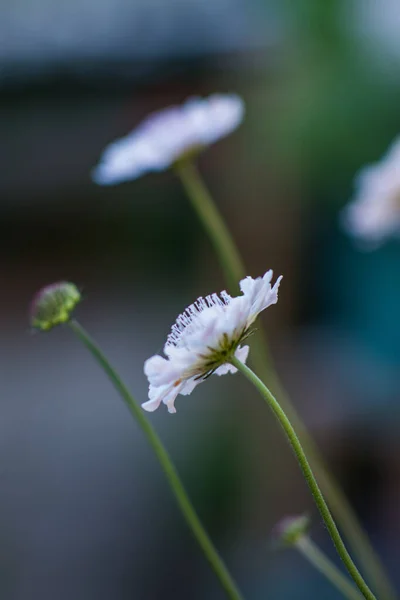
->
xmin=30 ymin=281 xmax=81 ymax=331
xmin=272 ymin=515 xmax=310 ymax=546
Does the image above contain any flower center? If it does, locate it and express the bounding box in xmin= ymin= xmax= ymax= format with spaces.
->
xmin=199 ymin=332 xmax=242 ymax=373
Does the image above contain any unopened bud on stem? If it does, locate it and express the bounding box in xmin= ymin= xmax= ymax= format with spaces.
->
xmin=30 ymin=281 xmax=81 ymax=331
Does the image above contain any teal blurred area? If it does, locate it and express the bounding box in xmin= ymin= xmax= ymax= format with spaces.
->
xmin=1 ymin=0 xmax=400 ymax=598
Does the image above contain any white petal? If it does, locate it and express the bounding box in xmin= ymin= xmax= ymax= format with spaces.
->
xmin=265 ymin=275 xmax=282 ymax=308
xmin=141 ymin=393 xmax=163 ymax=412
xmin=214 ymin=363 xmax=236 ymax=376
xmin=179 ymin=377 xmax=201 ymax=396
xmin=143 ymin=378 xmax=186 ymax=413
xmin=239 ymin=275 xmax=258 ymax=297
xmin=91 ymin=162 xmax=144 ymax=186
xmin=162 ymin=383 xmax=185 ymax=414
xmin=235 ymin=344 xmax=250 ymax=364
xmin=239 ymin=271 xmax=282 ymax=326
xmin=144 ymin=354 xmax=183 ymax=386
xmin=220 ymin=296 xmax=250 ymax=338
xmin=158 ymin=377 xmax=203 ymax=413
xmin=263 ymin=270 xmax=273 ymax=284
xmin=144 ymin=355 xmax=167 ymax=377
xmin=195 ymin=94 xmax=244 ymax=145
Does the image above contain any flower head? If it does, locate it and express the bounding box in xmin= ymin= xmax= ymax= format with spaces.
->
xmin=342 ymin=136 xmax=400 ymax=247
xmin=143 ymin=270 xmax=282 ymax=414
xmin=272 ymin=515 xmax=310 ymax=547
xmin=30 ymin=281 xmax=81 ymax=331
xmin=92 ymin=94 xmax=244 ymax=185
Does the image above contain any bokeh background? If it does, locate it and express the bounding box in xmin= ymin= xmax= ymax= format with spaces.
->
xmin=1 ymin=0 xmax=400 ymax=598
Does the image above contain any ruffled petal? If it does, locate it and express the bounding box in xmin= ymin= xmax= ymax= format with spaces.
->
xmin=142 ymin=379 xmax=184 ymax=414
xmin=214 ymin=363 xmax=236 ymax=376
xmin=239 ymin=271 xmax=282 ymax=327
xmin=179 ymin=377 xmax=201 ymax=396
xmin=235 ymin=344 xmax=250 ymax=365
xmin=141 ymin=383 xmax=168 ymax=412
xmin=264 ymin=275 xmax=282 ymax=310
xmin=141 ymin=397 xmax=162 ymax=412
xmin=162 ymin=382 xmax=186 ymax=414
xmin=144 ymin=354 xmax=183 ymax=386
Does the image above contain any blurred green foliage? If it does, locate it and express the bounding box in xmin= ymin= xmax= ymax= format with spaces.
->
xmin=273 ymin=0 xmax=400 ymax=201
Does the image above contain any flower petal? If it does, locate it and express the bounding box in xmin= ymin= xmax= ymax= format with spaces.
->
xmin=144 ymin=354 xmax=183 ymax=386
xmin=239 ymin=271 xmax=282 ymax=326
xmin=141 ymin=388 xmax=164 ymax=412
xmin=235 ymin=344 xmax=250 ymax=364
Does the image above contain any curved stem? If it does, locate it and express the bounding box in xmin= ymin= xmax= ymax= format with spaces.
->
xmin=231 ymin=357 xmax=376 ymax=600
xmin=176 ymin=159 xmax=396 ymax=600
xmin=68 ymin=319 xmax=244 ymax=600
xmin=296 ymin=536 xmax=363 ymax=600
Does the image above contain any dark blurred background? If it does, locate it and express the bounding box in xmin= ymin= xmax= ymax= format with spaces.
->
xmin=1 ymin=0 xmax=400 ymax=598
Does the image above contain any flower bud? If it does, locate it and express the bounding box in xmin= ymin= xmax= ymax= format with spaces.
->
xmin=272 ymin=515 xmax=310 ymax=547
xmin=30 ymin=282 xmax=81 ymax=331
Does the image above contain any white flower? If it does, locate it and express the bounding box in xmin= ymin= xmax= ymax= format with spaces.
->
xmin=92 ymin=94 xmax=244 ymax=185
xmin=342 ymin=136 xmax=400 ymax=247
xmin=143 ymin=270 xmax=282 ymax=414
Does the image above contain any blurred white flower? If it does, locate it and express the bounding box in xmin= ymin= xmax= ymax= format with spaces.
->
xmin=143 ymin=270 xmax=282 ymax=414
xmin=342 ymin=136 xmax=400 ymax=247
xmin=92 ymin=94 xmax=244 ymax=185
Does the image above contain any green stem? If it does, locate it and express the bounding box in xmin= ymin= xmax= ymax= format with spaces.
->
xmin=231 ymin=357 xmax=376 ymax=600
xmin=176 ymin=159 xmax=396 ymax=600
xmin=68 ymin=319 xmax=244 ymax=600
xmin=296 ymin=536 xmax=364 ymax=600
xmin=175 ymin=160 xmax=246 ymax=291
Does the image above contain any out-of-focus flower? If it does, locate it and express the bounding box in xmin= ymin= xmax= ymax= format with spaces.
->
xmin=92 ymin=94 xmax=244 ymax=185
xmin=30 ymin=282 xmax=81 ymax=331
xmin=272 ymin=515 xmax=310 ymax=547
xmin=342 ymin=137 xmax=400 ymax=247
xmin=143 ymin=270 xmax=282 ymax=414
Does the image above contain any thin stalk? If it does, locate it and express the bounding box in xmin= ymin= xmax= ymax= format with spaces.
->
xmin=296 ymin=536 xmax=364 ymax=600
xmin=176 ymin=159 xmax=396 ymax=600
xmin=68 ymin=319 xmax=244 ymax=600
xmin=175 ymin=160 xmax=246 ymax=292
xmin=231 ymin=357 xmax=376 ymax=600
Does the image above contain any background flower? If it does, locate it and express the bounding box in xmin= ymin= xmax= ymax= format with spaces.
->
xmin=92 ymin=94 xmax=244 ymax=185
xmin=342 ymin=136 xmax=400 ymax=247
